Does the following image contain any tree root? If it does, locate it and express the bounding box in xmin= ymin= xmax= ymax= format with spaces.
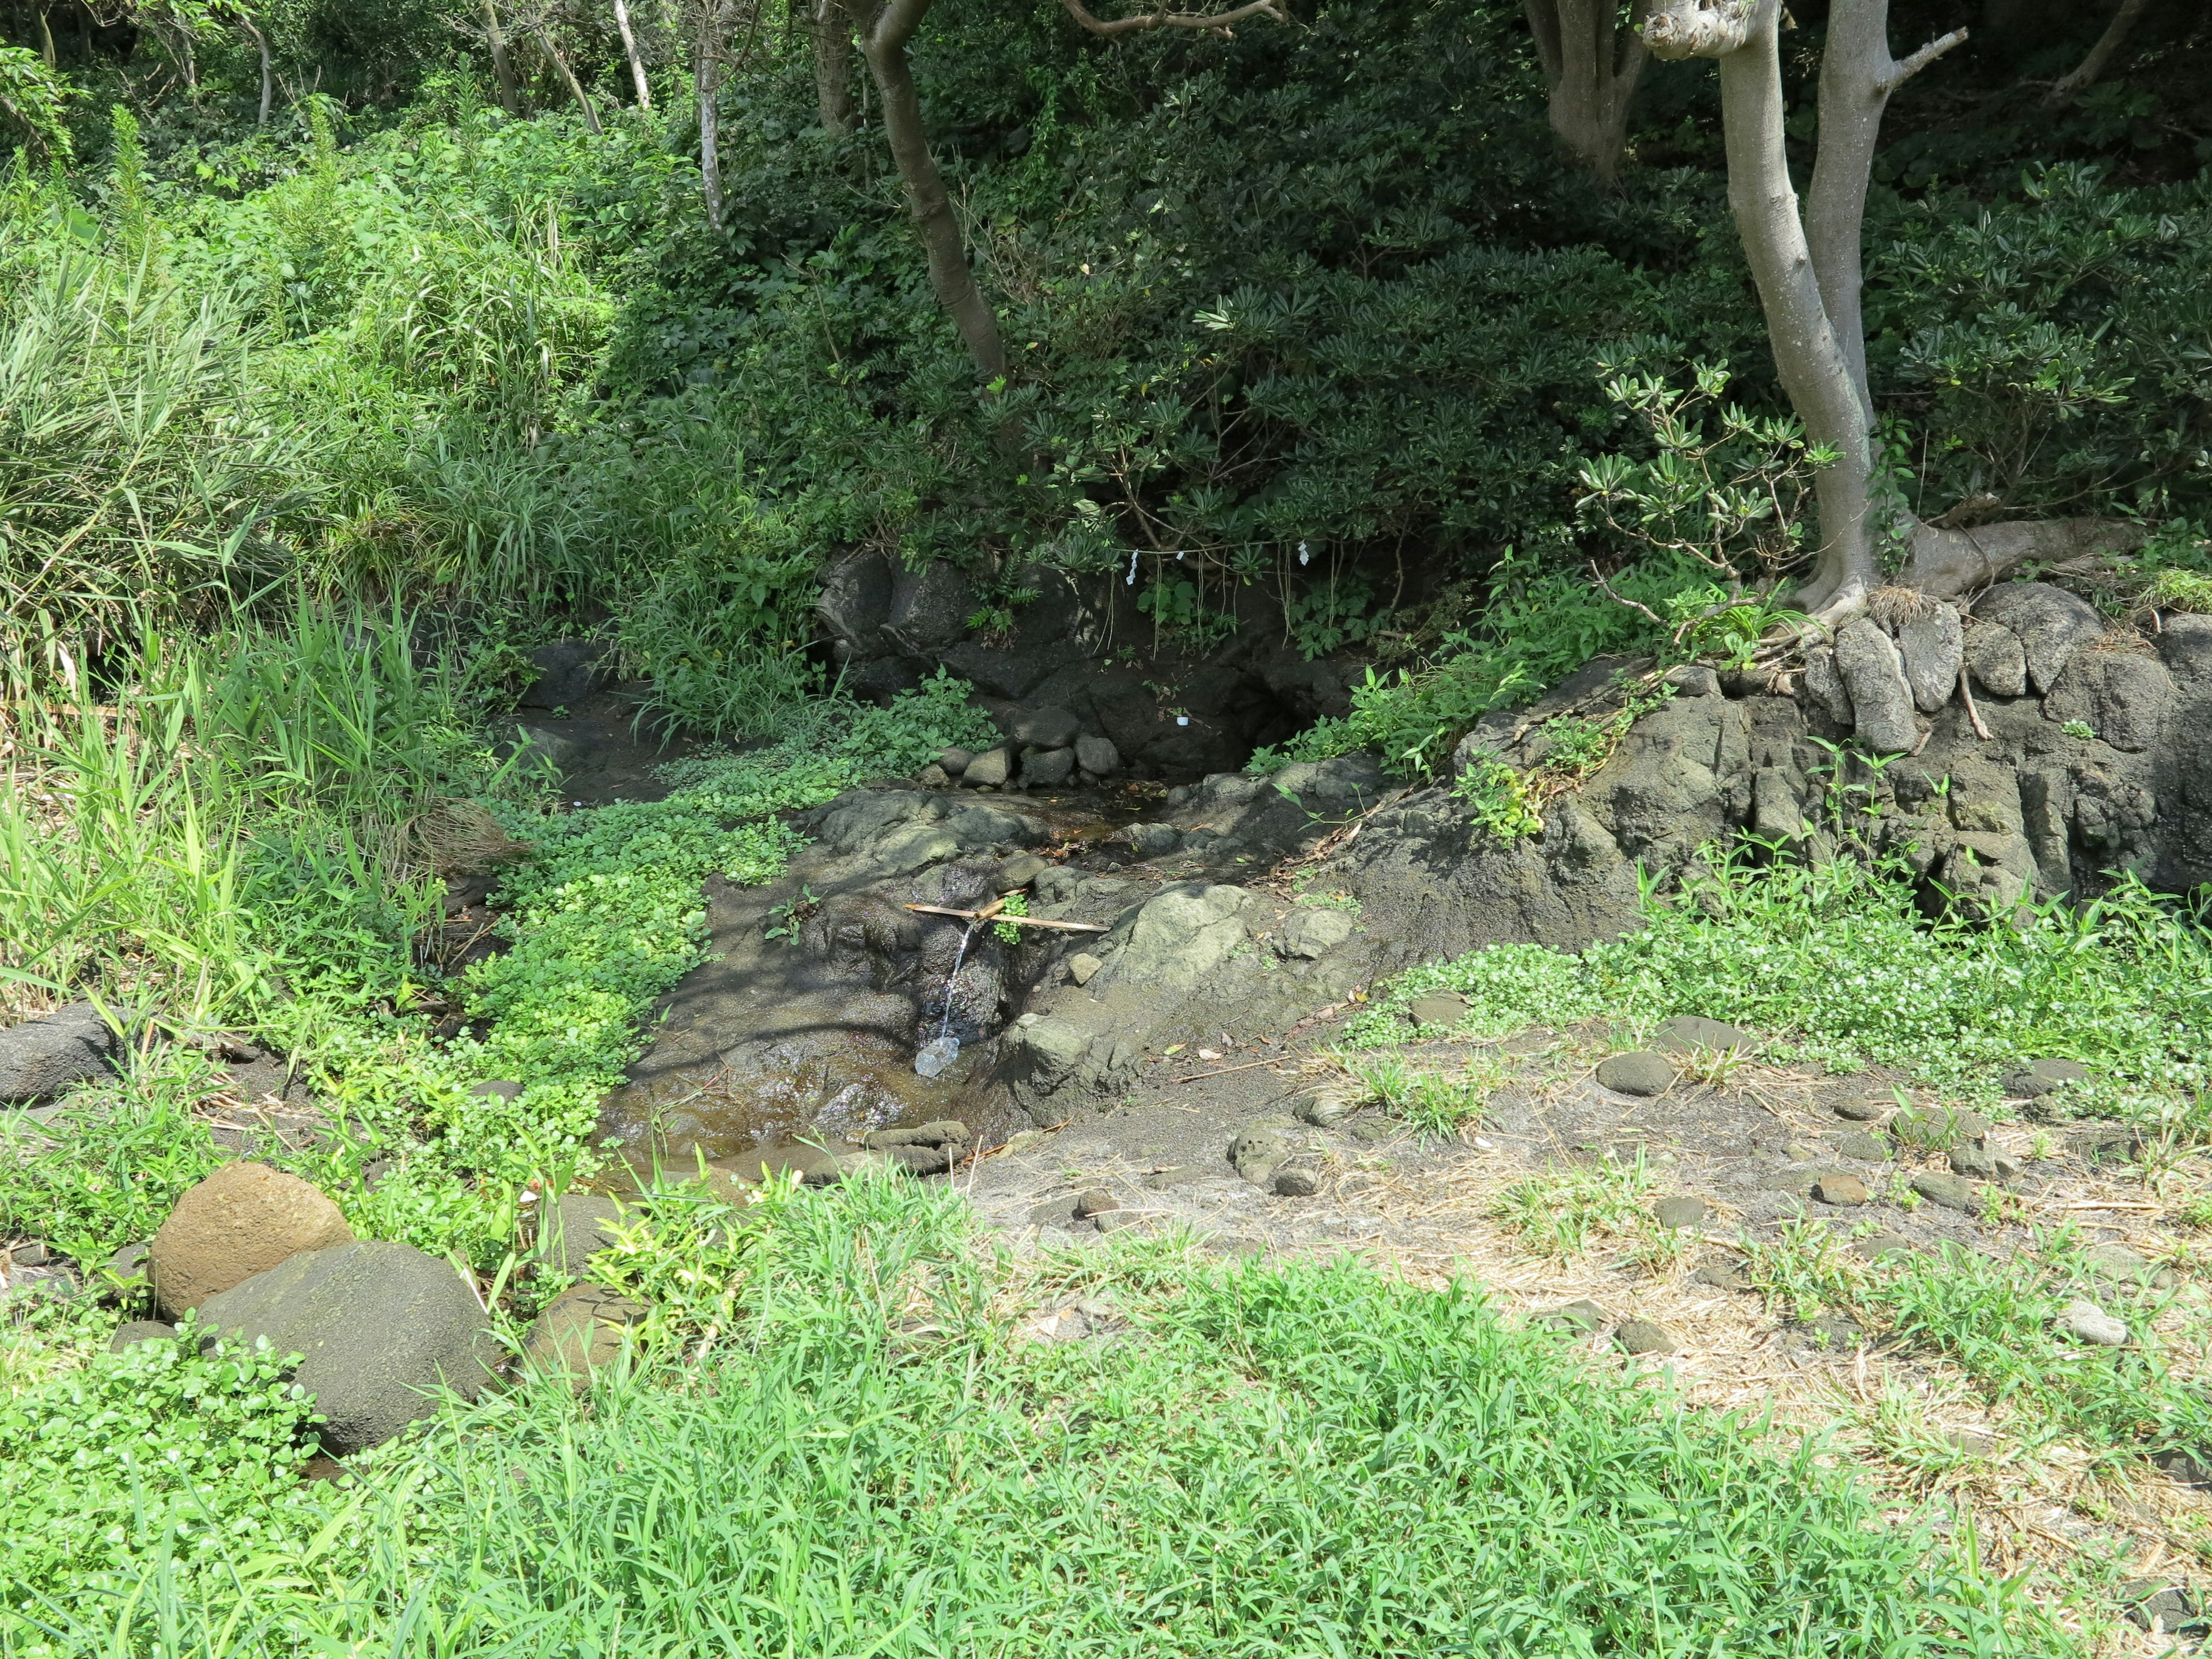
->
xmin=1907 ymin=518 xmax=2146 ymax=600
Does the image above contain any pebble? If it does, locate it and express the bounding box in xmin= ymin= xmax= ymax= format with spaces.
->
xmin=1654 ymin=1015 xmax=1755 ymax=1056
xmin=2055 ymin=1297 xmax=2128 ymax=1347
xmin=1614 ymin=1319 xmax=1678 ymax=1355
xmin=1293 ymin=1090 xmax=1359 ymax=1128
xmin=1350 ymin=1120 xmax=1395 ymax=1143
xmin=1073 ymin=1187 xmax=1117 ymax=1218
xmin=1835 ymin=1131 xmax=1891 ymax=1162
xmin=1947 ymin=1143 xmax=1998 ymax=1179
xmin=1142 ymin=1165 xmax=1206 ymax=1191
xmin=1909 ymin=1172 xmax=1979 ymax=1213
xmin=1653 ymin=1196 xmax=1710 ymax=1230
xmin=1813 ymin=1172 xmax=1869 ymax=1207
xmin=1851 ymin=1230 xmax=1918 ymax=1263
xmin=1228 ymin=1129 xmax=1287 ymax=1187
xmin=1067 ymin=953 xmax=1104 ymax=986
xmin=1944 ymin=1427 xmax=1996 ymax=1456
xmin=108 ymin=1320 xmax=177 ymax=1354
xmin=1272 ymin=1169 xmax=1318 ymax=1197
xmin=1094 ymin=1210 xmax=1145 ymax=1234
xmin=1759 ymin=1168 xmax=1820 ymax=1196
xmin=1796 ymin=1313 xmax=1864 ymax=1349
xmin=2001 ymin=1057 xmax=2092 ymax=1099
xmin=1594 ymin=1051 xmax=1675 ymax=1097
xmin=2081 ymin=1242 xmax=2169 ymax=1286
xmin=1830 ymin=1093 xmax=1888 ymax=1122
xmin=2120 ymin=1578 xmax=2201 ymax=1637
xmin=1889 ymin=1106 xmax=1988 ymax=1151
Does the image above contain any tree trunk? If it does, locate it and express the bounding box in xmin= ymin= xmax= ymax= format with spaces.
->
xmin=536 ymin=24 xmax=604 ymax=133
xmin=613 ymin=0 xmax=653 ymax=108
xmin=2046 ymin=0 xmax=2151 ymax=106
xmin=1524 ymin=0 xmax=1649 ymax=189
xmin=33 ymin=7 xmax=55 ymax=69
xmin=484 ymin=0 xmax=521 ymax=113
xmin=237 ymin=13 xmax=273 ymax=123
xmin=844 ymin=0 xmax=1007 ymax=378
xmin=812 ymin=0 xmax=855 ymax=137
xmin=696 ymin=0 xmax=726 ymax=230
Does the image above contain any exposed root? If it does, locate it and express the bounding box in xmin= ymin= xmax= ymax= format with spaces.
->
xmin=1907 ymin=517 xmax=2146 ymax=601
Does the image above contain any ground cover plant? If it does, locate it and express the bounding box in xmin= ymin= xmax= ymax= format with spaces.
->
xmin=0 ymin=1177 xmax=2073 ymax=1656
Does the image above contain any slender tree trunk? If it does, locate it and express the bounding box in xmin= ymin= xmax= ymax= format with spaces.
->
xmin=843 ymin=0 xmax=1006 ymax=378
xmin=236 ymin=14 xmax=273 ymax=124
xmin=33 ymin=7 xmax=55 ymax=69
xmin=613 ymin=0 xmax=653 ymax=108
xmin=696 ymin=0 xmax=726 ymax=230
xmin=812 ymin=0 xmax=854 ymax=136
xmin=1524 ymin=0 xmax=1649 ymax=189
xmin=536 ymin=23 xmax=604 ymax=133
xmin=2046 ymin=0 xmax=2151 ymax=106
xmin=484 ymin=0 xmax=521 ymax=113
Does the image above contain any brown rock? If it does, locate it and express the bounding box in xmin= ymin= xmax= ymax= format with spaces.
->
xmin=522 ymin=1283 xmax=648 ymax=1391
xmin=1073 ymin=1187 xmax=1118 ymax=1218
xmin=150 ymin=1161 xmax=354 ymax=1319
xmin=1813 ymin=1172 xmax=1870 ymax=1207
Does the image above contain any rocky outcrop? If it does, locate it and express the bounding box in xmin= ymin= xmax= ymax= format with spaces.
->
xmin=196 ymin=1240 xmax=500 ymax=1454
xmin=1325 ymin=582 xmax=2212 ymax=967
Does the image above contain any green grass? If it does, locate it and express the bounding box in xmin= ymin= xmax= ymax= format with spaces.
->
xmin=1 ymin=1178 xmax=2069 ymax=1657
xmin=1350 ymin=850 xmax=2212 ymax=1129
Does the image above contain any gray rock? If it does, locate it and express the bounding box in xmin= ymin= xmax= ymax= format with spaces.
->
xmin=1007 ymin=1017 xmax=1094 ymax=1091
xmin=1272 ymin=1169 xmax=1318 ymax=1197
xmin=0 ymin=1002 xmax=118 ymax=1104
xmin=1614 ymin=1319 xmax=1677 ymax=1355
xmin=1961 ymin=619 xmax=2028 ymax=697
xmin=2081 ymin=1242 xmax=2165 ymax=1285
xmin=1835 ymin=617 xmax=1918 ymax=753
xmin=2158 ymin=614 xmax=2212 ymax=680
xmin=1274 ymin=907 xmax=1356 ymax=960
xmin=469 ymin=1079 xmax=524 ymax=1104
xmin=1948 ymin=1143 xmax=1997 ymax=1179
xmin=1272 ymin=755 xmax=1389 ymax=803
xmin=197 ymin=1241 xmax=499 ymax=1454
xmin=2000 ymin=1057 xmax=2090 ymax=1098
xmin=1075 ymin=733 xmax=1121 ymax=777
xmin=109 ymin=1320 xmax=177 ymax=1353
xmin=1653 ymin=1196 xmax=1709 ymax=1230
xmin=105 ymin=1241 xmax=149 ymax=1287
xmin=1293 ymin=1089 xmax=1360 ymax=1128
xmin=1094 ymin=1209 xmax=1146 ymax=1233
xmin=1690 ymin=1259 xmax=1751 ymax=1292
xmin=995 ymin=853 xmax=1050 ymax=891
xmin=939 ymin=747 xmax=975 ymax=777
xmin=2120 ymin=1578 xmax=2200 ymax=1637
xmin=518 ymin=639 xmax=605 ymax=708
xmin=2055 ymin=1296 xmax=2127 ymax=1347
xmin=1142 ymin=1165 xmax=1207 ymax=1191
xmin=522 ymin=1283 xmax=646 ymax=1391
xmin=1830 ymin=1093 xmax=1888 ymax=1122
xmin=1008 ymin=706 xmax=1081 ymax=749
xmin=2067 ymin=1124 xmax=2140 ymax=1164
xmin=1760 ymin=1167 xmax=1820 ymax=1196
xmin=1073 ymin=1187 xmax=1118 ymax=1218
xmin=1407 ymin=993 xmax=1471 ymax=1028
xmin=862 ymin=1120 xmax=970 ymax=1151
xmin=1973 ymin=582 xmax=2105 ymax=695
xmin=1801 ymin=646 xmax=1854 ymax=725
xmin=1067 ymin=952 xmax=1104 ymax=986
xmin=1654 ymin=1014 xmax=1755 ymax=1056
xmin=1796 ymin=1313 xmax=1865 ymax=1349
xmin=1910 ymin=1172 xmax=1979 ymax=1213
xmin=1852 ymin=1230 xmax=1918 ymax=1262
xmin=1595 ymin=1051 xmax=1673 ymax=1097
xmin=1897 ymin=602 xmax=1964 ymax=712
xmin=544 ymin=1194 xmax=626 ymax=1277
xmin=1229 ymin=1129 xmax=1287 ymax=1186
xmin=1664 ymin=664 xmax=1720 ymax=697
xmin=916 ymin=764 xmax=950 ymax=789
xmin=1888 ymin=1106 xmax=1988 ymax=1152
xmin=1122 ymin=820 xmax=1181 ymax=858
xmin=961 ymin=747 xmax=1013 ymax=789
xmin=1813 ymin=1172 xmax=1870 ymax=1206
xmin=1022 ymin=747 xmax=1077 ymax=787
xmin=1836 ymin=1131 xmax=1891 ymax=1162
xmin=511 ymin=724 xmax=581 ymax=770
xmin=1537 ymin=1299 xmax=1609 ymax=1334
xmin=1112 ymin=884 xmax=1252 ymax=988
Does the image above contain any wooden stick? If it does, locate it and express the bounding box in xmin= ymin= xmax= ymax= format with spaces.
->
xmin=901 ymin=903 xmax=1109 ymax=934
xmin=1172 ymin=1058 xmax=1286 ymax=1084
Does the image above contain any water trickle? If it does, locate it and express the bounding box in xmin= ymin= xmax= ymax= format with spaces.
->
xmin=914 ymin=920 xmax=976 ymax=1078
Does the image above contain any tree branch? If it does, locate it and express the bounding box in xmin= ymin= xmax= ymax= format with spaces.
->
xmin=2046 ymin=0 xmax=2150 ymax=107
xmin=1879 ymin=26 xmax=1967 ymax=93
xmin=1059 ymin=0 xmax=1283 ymax=36
xmin=871 ymin=0 xmax=934 ymax=50
xmin=1522 ymin=0 xmax=1563 ymax=85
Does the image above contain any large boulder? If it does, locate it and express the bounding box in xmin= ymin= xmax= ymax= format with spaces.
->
xmin=1896 ymin=602 xmax=1964 ymax=712
xmin=196 ymin=1240 xmax=500 ymax=1454
xmin=0 ymin=1002 xmax=117 ymax=1104
xmin=1107 ymin=884 xmax=1254 ymax=988
xmin=150 ymin=1161 xmax=355 ymax=1319
xmin=518 ymin=639 xmax=605 ymax=708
